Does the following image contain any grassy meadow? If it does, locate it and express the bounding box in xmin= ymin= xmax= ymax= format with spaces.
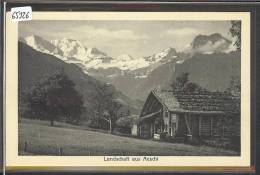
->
xmin=19 ymin=118 xmax=239 ymax=156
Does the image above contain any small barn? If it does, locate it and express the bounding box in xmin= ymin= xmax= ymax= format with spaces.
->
xmin=137 ymin=89 xmax=240 ymax=140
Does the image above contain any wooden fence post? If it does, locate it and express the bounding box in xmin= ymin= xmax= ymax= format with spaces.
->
xmin=58 ymin=147 xmax=63 ymax=156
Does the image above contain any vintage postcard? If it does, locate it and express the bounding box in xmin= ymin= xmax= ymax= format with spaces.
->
xmin=5 ymin=12 xmax=251 ymax=170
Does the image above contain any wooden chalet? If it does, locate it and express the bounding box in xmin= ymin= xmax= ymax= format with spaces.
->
xmin=137 ymin=89 xmax=240 ymax=140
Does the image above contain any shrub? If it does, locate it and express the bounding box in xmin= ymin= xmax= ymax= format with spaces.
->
xmin=186 ymin=137 xmax=200 ymax=145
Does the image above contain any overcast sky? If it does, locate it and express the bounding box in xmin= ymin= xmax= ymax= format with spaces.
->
xmin=19 ymin=20 xmax=233 ymax=58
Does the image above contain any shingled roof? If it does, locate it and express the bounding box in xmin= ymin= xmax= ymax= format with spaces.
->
xmin=152 ymin=89 xmax=240 ymax=114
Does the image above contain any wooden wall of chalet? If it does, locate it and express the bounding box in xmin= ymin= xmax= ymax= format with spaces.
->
xmin=175 ymin=114 xmax=240 ymax=138
xmin=175 ymin=114 xmax=200 ymax=137
xmin=139 ymin=92 xmax=164 ymax=139
xmin=139 ymin=123 xmax=151 ymax=139
xmin=199 ymin=115 xmax=240 ymax=138
xmin=189 ymin=115 xmax=200 ymax=137
xmin=200 ymin=116 xmax=211 ymax=137
xmin=175 ymin=114 xmax=187 ymax=137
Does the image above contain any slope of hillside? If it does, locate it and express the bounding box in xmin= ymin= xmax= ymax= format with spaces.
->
xmin=172 ymin=51 xmax=241 ymax=91
xmin=118 ymin=51 xmax=240 ymax=101
xmin=19 ymin=118 xmax=239 ymax=156
xmin=18 ymin=42 xmax=141 ymax=117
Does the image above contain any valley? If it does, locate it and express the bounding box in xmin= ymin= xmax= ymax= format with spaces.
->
xmin=20 ymin=32 xmax=240 ymax=102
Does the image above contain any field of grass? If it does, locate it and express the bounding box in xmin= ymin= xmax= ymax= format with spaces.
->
xmin=19 ymin=118 xmax=239 ymax=156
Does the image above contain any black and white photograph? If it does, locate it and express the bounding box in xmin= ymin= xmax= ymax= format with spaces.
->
xmin=17 ymin=19 xmax=242 ymax=157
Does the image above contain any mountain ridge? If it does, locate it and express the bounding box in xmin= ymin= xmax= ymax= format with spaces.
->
xmin=21 ymin=33 xmax=234 ymax=74
xmin=18 ymin=42 xmax=142 ymax=117
xmin=20 ymin=33 xmax=239 ymax=101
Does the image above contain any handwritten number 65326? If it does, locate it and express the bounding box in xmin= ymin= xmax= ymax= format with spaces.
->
xmin=12 ymin=11 xmax=30 ymax=20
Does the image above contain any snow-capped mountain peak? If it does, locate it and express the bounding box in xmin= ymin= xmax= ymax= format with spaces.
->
xmin=20 ymin=33 xmax=234 ymax=79
xmin=22 ymin=35 xmax=62 ymax=56
xmin=21 ymin=34 xmax=179 ymax=72
xmin=116 ymin=54 xmax=134 ymax=61
xmin=24 ymin=35 xmax=38 ymax=47
xmin=156 ymin=47 xmax=177 ymax=58
xmin=144 ymin=47 xmax=178 ymax=64
xmin=51 ymin=38 xmax=89 ymax=62
xmin=86 ymin=47 xmax=107 ymax=58
xmin=51 ymin=38 xmax=82 ymax=50
xmin=21 ymin=34 xmax=180 ymax=71
xmin=163 ymin=47 xmax=176 ymax=53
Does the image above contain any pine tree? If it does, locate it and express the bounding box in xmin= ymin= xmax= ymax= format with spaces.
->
xmin=171 ymin=72 xmax=206 ymax=93
xmin=230 ymin=20 xmax=241 ymax=50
